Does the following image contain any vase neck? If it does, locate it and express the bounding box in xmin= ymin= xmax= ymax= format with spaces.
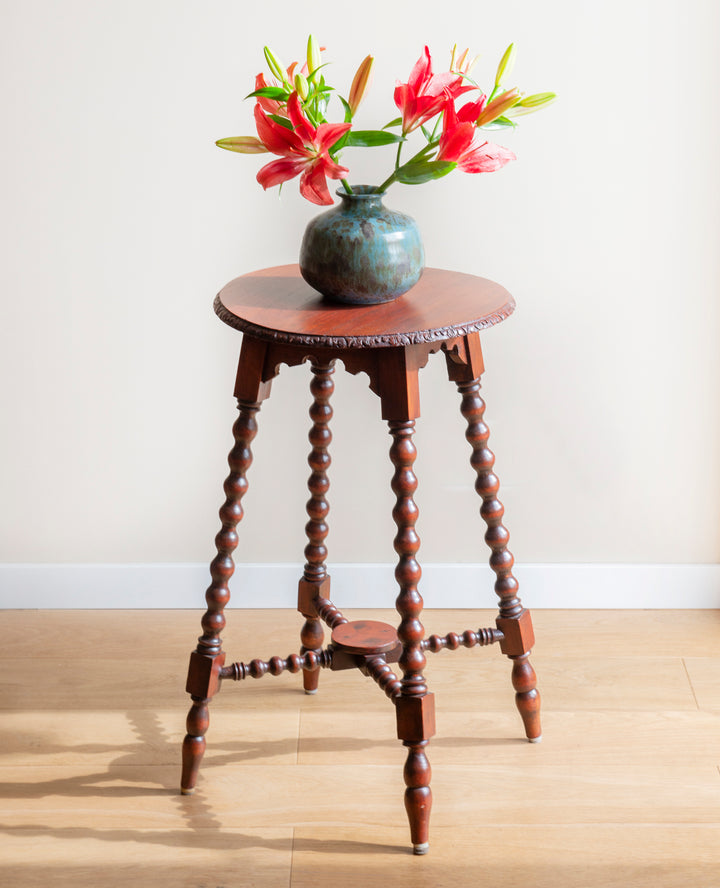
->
xmin=337 ymin=187 xmax=385 ymax=214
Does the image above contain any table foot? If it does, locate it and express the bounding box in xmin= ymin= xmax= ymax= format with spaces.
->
xmin=402 ymin=740 xmax=433 ymax=852
xmin=181 ymin=698 xmax=210 ymax=793
xmin=511 ymin=652 xmax=542 ymax=741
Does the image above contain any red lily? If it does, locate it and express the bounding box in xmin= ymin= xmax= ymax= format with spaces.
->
xmin=255 ymin=92 xmax=351 ymax=205
xmin=456 ymin=95 xmax=487 ymax=123
xmin=394 ymin=46 xmax=474 ymax=133
xmin=437 ymin=103 xmax=516 ymax=173
xmin=254 ymin=72 xmax=286 ymax=115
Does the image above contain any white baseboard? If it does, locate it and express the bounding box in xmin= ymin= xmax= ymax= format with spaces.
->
xmin=0 ymin=562 xmax=718 ymax=609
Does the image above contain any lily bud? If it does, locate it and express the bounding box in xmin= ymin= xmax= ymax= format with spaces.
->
xmin=307 ymin=34 xmax=321 ymax=81
xmin=215 ymin=136 xmax=269 ymax=154
xmin=263 ymin=46 xmax=288 ymax=86
xmin=507 ymin=91 xmax=557 ymax=116
xmin=294 ymin=72 xmax=309 ymax=100
xmin=494 ymin=43 xmax=516 ymax=87
xmin=348 ymin=54 xmax=374 ymax=115
xmin=476 ymin=87 xmax=521 ymax=126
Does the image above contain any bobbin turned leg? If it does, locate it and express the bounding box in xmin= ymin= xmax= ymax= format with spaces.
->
xmin=182 ymin=336 xmax=273 ymax=794
xmin=389 ymin=418 xmax=436 ymax=854
xmin=181 ymin=399 xmax=261 ymax=792
xmin=298 ymin=360 xmax=335 ymax=694
xmin=446 ymin=335 xmax=541 ymax=742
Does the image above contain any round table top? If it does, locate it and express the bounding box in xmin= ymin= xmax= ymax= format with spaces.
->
xmin=214 ymin=264 xmax=515 ymax=349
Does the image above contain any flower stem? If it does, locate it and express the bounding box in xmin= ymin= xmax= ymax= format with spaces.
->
xmin=374 ymin=137 xmax=441 ymax=195
xmin=374 ymin=172 xmax=397 ymax=194
xmin=340 ymin=179 xmax=353 ymax=194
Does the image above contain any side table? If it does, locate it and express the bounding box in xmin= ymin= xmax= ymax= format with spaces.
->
xmin=181 ymin=264 xmax=541 ymax=854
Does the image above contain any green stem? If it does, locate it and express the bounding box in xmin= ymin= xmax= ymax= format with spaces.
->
xmin=340 ymin=179 xmax=353 ymax=194
xmin=374 ymin=137 xmax=440 ymax=194
xmin=374 ymin=172 xmax=397 ymax=194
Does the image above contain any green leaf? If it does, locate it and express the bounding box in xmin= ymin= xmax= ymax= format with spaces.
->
xmin=330 ymin=128 xmax=351 ymax=153
xmin=420 ymin=125 xmax=433 ymax=141
xmin=268 ymin=114 xmax=294 ymax=130
xmin=382 ymin=117 xmax=403 ymax=129
xmin=344 ymin=130 xmax=405 ymax=148
xmin=338 ymin=95 xmax=353 ymax=123
xmin=307 ymin=62 xmax=332 ymax=82
xmin=316 ymin=93 xmax=330 ymax=117
xmin=395 ymin=160 xmax=457 ymax=185
xmin=480 ymin=116 xmax=517 ymax=130
xmin=245 ymin=86 xmax=288 ymax=101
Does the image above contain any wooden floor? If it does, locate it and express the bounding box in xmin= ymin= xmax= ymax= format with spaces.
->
xmin=1 ymin=608 xmax=719 ymax=887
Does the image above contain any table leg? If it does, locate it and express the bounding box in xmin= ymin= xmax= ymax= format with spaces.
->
xmin=457 ymin=378 xmax=542 ymax=742
xmin=181 ymin=399 xmax=261 ymax=793
xmin=298 ymin=360 xmax=335 ymax=694
xmin=389 ymin=418 xmax=436 ymax=854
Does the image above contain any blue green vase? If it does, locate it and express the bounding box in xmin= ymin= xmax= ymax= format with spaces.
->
xmin=299 ymin=186 xmax=424 ymax=305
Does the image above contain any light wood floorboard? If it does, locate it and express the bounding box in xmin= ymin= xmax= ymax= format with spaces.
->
xmin=0 ymin=608 xmax=719 ymax=887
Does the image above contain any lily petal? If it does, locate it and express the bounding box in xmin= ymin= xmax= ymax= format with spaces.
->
xmin=457 ymin=96 xmax=487 ymax=122
xmin=437 ymin=120 xmax=475 ymax=162
xmin=407 ymin=46 xmax=432 ymax=93
xmin=315 ymin=121 xmax=352 ymax=151
xmin=299 ymin=162 xmax=334 ymax=205
xmin=254 ymin=104 xmax=303 ymax=155
xmin=286 ymin=92 xmax=316 ymax=145
xmin=458 ymin=140 xmax=516 ymax=173
xmin=256 ymin=157 xmax=308 ymax=190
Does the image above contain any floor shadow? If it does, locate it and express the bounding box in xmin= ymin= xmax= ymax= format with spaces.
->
xmin=0 ymin=706 xmax=448 ymax=855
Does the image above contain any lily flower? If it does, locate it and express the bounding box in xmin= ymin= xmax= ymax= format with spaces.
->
xmin=494 ymin=43 xmax=516 ymax=88
xmin=294 ymin=72 xmax=309 ymax=100
xmin=263 ymin=45 xmax=291 ymax=87
xmin=456 ymin=95 xmax=487 ymax=123
xmin=506 ymin=91 xmax=557 ymax=116
xmin=254 ymin=72 xmax=286 ymax=115
xmin=394 ymin=45 xmax=474 ymax=133
xmin=348 ymin=54 xmax=374 ymax=116
xmin=437 ymin=102 xmax=516 ymax=173
xmin=450 ymin=45 xmax=479 ymax=77
xmin=254 ymin=92 xmax=351 ymax=205
xmin=306 ymin=34 xmax=322 ymax=82
xmin=216 ymin=136 xmax=269 ymax=154
xmin=253 ymin=61 xmax=304 ymax=116
xmin=475 ymin=87 xmax=521 ymax=126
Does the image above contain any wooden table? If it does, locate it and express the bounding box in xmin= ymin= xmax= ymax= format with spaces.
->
xmin=181 ymin=265 xmax=541 ymax=854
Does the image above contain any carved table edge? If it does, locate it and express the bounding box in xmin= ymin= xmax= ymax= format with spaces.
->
xmin=213 ymin=295 xmax=516 ymax=349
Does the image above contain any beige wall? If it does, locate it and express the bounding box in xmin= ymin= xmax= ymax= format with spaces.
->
xmin=1 ymin=0 xmax=719 ymax=575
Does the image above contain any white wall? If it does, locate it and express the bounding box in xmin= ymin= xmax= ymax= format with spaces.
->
xmin=1 ymin=1 xmax=719 ymax=606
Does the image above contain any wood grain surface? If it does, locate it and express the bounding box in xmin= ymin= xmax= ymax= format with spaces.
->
xmin=215 ymin=265 xmax=515 ymax=348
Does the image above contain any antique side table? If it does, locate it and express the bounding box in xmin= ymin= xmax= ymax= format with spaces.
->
xmin=181 ymin=264 xmax=541 ymax=855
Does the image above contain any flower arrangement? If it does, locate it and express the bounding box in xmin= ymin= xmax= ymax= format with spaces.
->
xmin=217 ymin=36 xmax=555 ymax=206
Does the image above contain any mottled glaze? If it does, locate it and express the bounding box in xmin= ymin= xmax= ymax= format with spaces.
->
xmin=299 ymin=186 xmax=425 ymax=305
